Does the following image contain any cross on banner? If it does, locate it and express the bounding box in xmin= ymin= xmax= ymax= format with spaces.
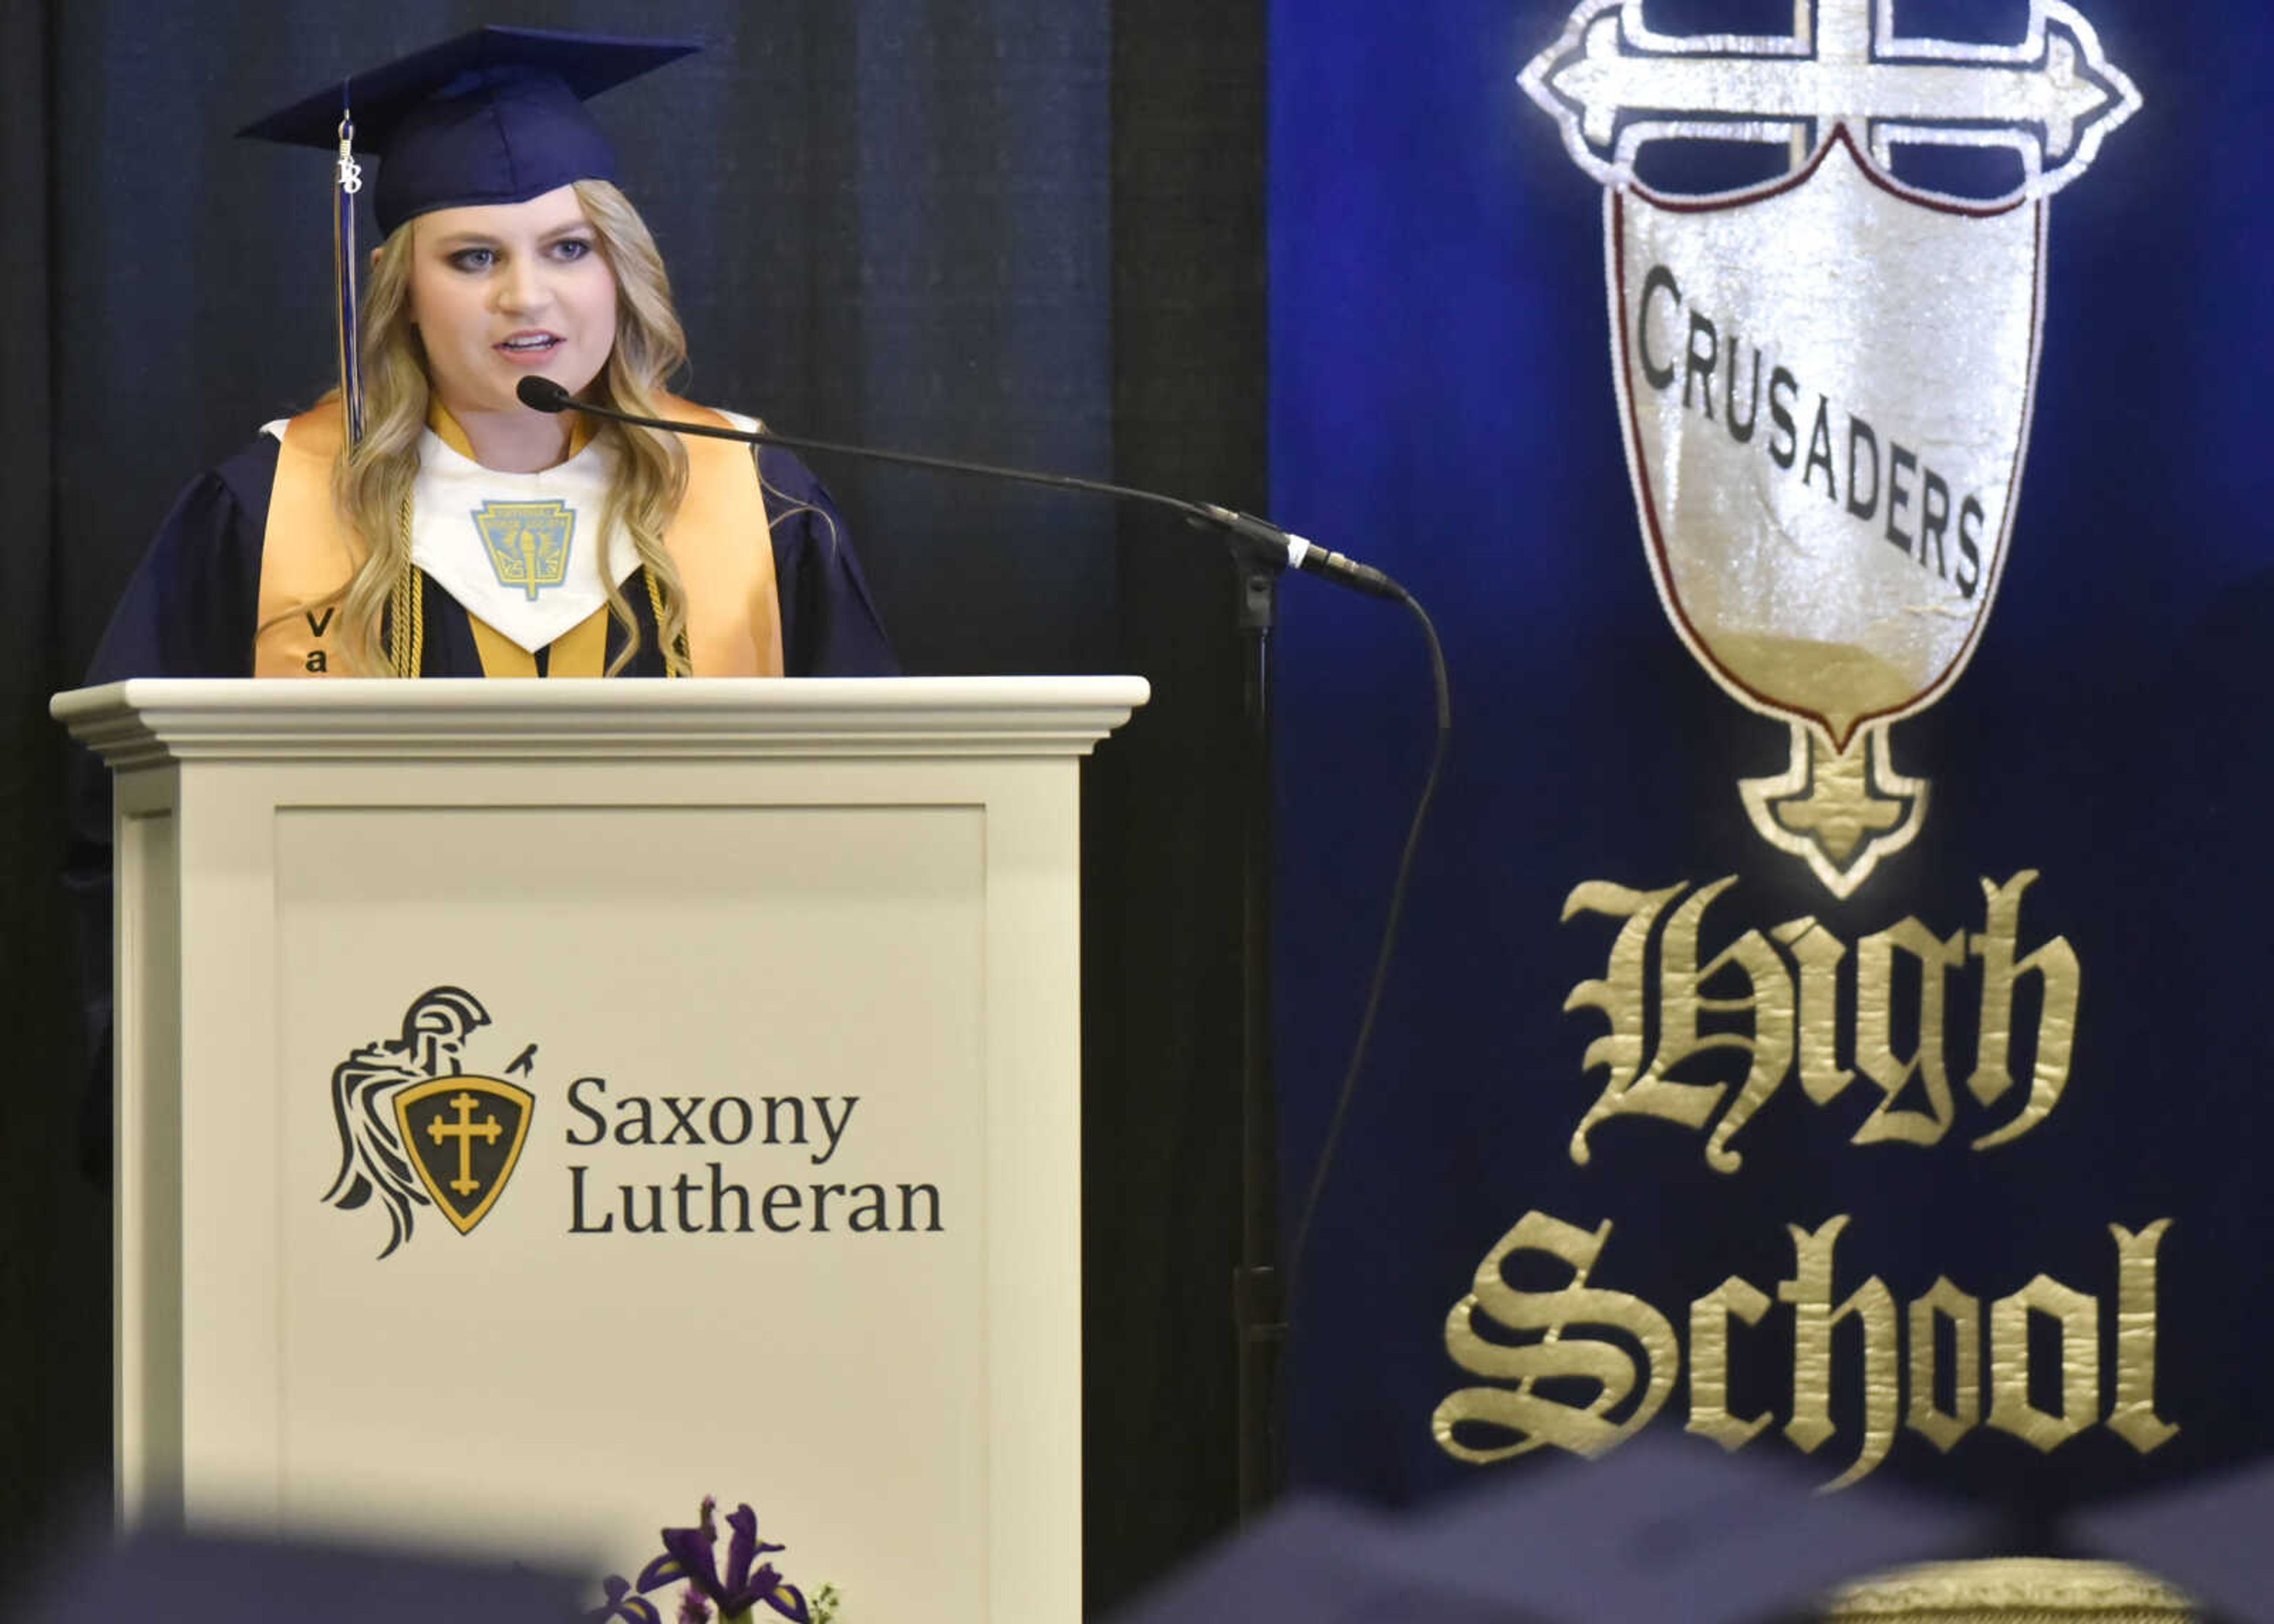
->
xmin=1521 ymin=0 xmax=2140 ymax=200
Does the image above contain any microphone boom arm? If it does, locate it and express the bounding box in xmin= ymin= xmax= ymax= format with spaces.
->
xmin=515 ymin=375 xmax=1401 ymax=600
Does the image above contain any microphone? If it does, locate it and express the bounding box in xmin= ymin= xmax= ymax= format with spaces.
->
xmin=516 ymin=375 xmax=1403 ymax=600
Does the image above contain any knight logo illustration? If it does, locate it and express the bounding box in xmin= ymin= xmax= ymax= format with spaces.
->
xmin=1523 ymin=0 xmax=2136 ymax=893
xmin=323 ymin=986 xmax=537 ymax=1259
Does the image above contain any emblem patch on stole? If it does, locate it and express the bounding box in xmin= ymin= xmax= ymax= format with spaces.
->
xmin=1520 ymin=0 xmax=2138 ymax=895
xmin=473 ymin=499 xmax=576 ymax=600
xmin=320 ymin=986 xmax=539 ymax=1258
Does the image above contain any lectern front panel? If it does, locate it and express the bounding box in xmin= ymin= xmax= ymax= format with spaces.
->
xmin=262 ymin=799 xmax=985 ymax=1607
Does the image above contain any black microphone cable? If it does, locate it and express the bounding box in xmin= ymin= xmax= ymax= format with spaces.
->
xmin=1281 ymin=593 xmax=1449 ymax=1335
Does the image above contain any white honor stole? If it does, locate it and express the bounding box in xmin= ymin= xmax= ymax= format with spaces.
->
xmin=409 ymin=428 xmax=640 ymax=655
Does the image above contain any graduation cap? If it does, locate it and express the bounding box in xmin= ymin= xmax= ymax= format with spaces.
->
xmin=1389 ymin=1436 xmax=1986 ymax=1624
xmin=1103 ymin=1497 xmax=1547 ymax=1624
xmin=2069 ymin=1455 xmax=2274 ymax=1622
xmin=1107 ymin=1437 xmax=1990 ymax=1624
xmin=236 ymin=25 xmax=700 ymax=445
xmin=19 ymin=1524 xmax=586 ymax=1624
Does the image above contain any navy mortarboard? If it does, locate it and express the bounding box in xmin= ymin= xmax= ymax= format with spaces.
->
xmin=1390 ymin=1437 xmax=1986 ymax=1624
xmin=21 ymin=1525 xmax=585 ymax=1624
xmin=1110 ymin=1438 xmax=1990 ymax=1624
xmin=237 ymin=25 xmax=699 ymax=234
xmin=1104 ymin=1497 xmax=1549 ymax=1624
xmin=235 ymin=25 xmax=699 ymax=443
xmin=2071 ymin=1456 xmax=2274 ymax=1623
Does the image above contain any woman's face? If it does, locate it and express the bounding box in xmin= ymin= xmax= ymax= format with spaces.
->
xmin=407 ymin=185 xmax=618 ymax=419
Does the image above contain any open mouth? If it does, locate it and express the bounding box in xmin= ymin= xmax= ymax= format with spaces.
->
xmin=498 ymin=333 xmax=564 ymax=355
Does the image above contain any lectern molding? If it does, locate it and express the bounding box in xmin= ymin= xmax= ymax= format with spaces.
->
xmin=56 ymin=675 xmax=1150 ymax=766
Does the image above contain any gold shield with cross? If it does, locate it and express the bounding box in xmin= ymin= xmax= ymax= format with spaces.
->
xmin=392 ymin=1075 xmax=536 ymax=1235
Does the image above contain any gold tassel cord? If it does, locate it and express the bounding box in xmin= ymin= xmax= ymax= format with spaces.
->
xmin=388 ymin=494 xmax=423 ymax=677
xmin=644 ymin=569 xmax=687 ymax=677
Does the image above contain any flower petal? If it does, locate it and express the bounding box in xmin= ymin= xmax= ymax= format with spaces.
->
xmin=637 ymin=1553 xmax=690 ymax=1594
xmin=586 ymin=1575 xmax=665 ymax=1624
xmin=721 ymin=1504 xmax=760 ymax=1595
xmin=658 ymin=1523 xmax=726 ymax=1601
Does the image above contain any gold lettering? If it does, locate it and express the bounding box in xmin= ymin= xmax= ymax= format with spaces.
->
xmin=1562 ymin=870 xmax=2082 ymax=1168
xmin=1851 ymin=917 xmax=1965 ymax=1146
xmin=1967 ymin=872 xmax=2080 ymax=1150
xmin=1774 ymin=917 xmax=1852 ymax=1105
xmin=1562 ymin=881 xmax=1701 ymax=1165
xmin=1438 ymin=1210 xmax=2177 ymax=1484
xmin=2107 ymin=1220 xmax=2178 ymax=1453
xmin=1565 ymin=878 xmax=1795 ymax=1172
xmin=1778 ymin=1215 xmax=1898 ymax=1488
xmin=1905 ymin=1279 xmax=1981 ymax=1453
xmin=1687 ymin=1276 xmax=1772 ymax=1451
xmin=1434 ymin=1211 xmax=1677 ymax=1464
xmin=1695 ymin=886 xmax=1798 ymax=1173
xmin=1987 ymin=1275 xmax=2099 ymax=1450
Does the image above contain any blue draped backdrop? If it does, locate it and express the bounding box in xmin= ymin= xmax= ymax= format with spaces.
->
xmin=1271 ymin=0 xmax=2274 ymax=1519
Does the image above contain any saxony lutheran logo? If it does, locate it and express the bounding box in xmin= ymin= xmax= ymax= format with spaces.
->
xmin=320 ymin=986 xmax=537 ymax=1259
xmin=1521 ymin=1 xmax=2138 ymax=895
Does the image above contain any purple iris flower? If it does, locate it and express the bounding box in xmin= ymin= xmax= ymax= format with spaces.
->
xmin=638 ymin=1501 xmax=811 ymax=1624
xmin=587 ymin=1574 xmax=663 ymax=1624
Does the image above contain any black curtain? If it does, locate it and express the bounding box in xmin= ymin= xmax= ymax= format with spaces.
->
xmin=0 ymin=1 xmax=1262 ymax=1612
xmin=2 ymin=0 xmax=114 ymax=1581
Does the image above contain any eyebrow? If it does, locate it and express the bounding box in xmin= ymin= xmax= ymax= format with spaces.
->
xmin=426 ymin=223 xmax=596 ymax=250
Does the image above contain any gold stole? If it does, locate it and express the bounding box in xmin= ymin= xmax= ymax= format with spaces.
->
xmin=252 ymin=398 xmax=785 ymax=678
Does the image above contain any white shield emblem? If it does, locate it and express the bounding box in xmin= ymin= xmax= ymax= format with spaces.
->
xmin=1523 ymin=0 xmax=2138 ymax=895
xmin=1613 ymin=135 xmax=2040 ymax=890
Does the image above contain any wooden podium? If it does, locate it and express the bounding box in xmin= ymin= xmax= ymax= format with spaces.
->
xmin=52 ymin=676 xmax=1148 ymax=1623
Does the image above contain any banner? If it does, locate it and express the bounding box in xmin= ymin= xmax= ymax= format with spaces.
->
xmin=1271 ymin=0 xmax=2274 ymax=1513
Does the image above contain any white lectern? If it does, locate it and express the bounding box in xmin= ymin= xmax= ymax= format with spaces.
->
xmin=52 ymin=676 xmax=1148 ymax=1624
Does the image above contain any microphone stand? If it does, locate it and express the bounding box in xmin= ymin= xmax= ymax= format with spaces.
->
xmin=1229 ymin=546 xmax=1285 ymax=1519
xmin=518 ymin=375 xmax=1398 ymax=1518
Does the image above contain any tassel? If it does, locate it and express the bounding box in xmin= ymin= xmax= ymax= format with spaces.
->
xmin=332 ymin=91 xmax=367 ymax=447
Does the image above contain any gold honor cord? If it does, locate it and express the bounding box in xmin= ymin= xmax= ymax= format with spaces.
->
xmin=644 ymin=569 xmax=688 ymax=677
xmin=388 ymin=496 xmax=422 ymax=678
xmin=385 ymin=555 xmax=682 ymax=679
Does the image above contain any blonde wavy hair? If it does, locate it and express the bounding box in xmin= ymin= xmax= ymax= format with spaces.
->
xmin=327 ymin=179 xmax=692 ymax=676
